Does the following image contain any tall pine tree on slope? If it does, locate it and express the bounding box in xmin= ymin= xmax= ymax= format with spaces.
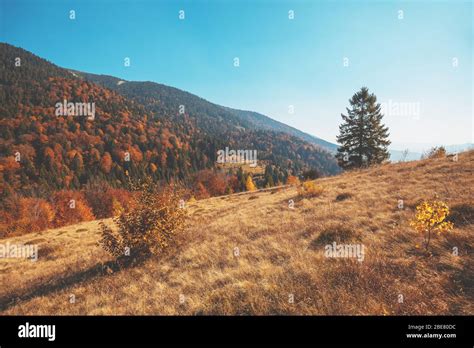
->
xmin=336 ymin=87 xmax=391 ymax=169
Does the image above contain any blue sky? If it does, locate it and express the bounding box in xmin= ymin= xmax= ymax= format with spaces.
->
xmin=1 ymin=0 xmax=472 ymax=151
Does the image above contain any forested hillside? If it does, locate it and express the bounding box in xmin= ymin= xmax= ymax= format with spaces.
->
xmin=0 ymin=43 xmax=339 ymax=198
xmin=0 ymin=42 xmax=341 ymax=235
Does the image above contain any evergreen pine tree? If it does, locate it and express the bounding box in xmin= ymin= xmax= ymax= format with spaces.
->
xmin=264 ymin=165 xmax=275 ymax=187
xmin=336 ymin=87 xmax=390 ymax=169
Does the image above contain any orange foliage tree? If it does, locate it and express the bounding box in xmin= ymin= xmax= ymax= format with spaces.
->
xmin=51 ymin=190 xmax=95 ymax=227
xmin=100 ymin=152 xmax=113 ymax=174
xmin=287 ymin=175 xmax=300 ymax=186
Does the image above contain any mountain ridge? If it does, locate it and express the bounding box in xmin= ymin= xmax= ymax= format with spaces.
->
xmin=74 ymin=70 xmax=338 ymax=152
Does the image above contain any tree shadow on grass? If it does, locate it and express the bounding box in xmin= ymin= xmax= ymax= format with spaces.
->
xmin=448 ymin=203 xmax=474 ymax=227
xmin=0 ymin=255 xmax=149 ymax=312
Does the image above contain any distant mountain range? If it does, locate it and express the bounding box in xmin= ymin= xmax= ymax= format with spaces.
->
xmin=389 ymin=143 xmax=474 ymax=162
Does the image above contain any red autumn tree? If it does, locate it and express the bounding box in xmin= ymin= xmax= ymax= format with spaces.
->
xmin=51 ymin=190 xmax=95 ymax=227
xmin=100 ymin=152 xmax=113 ymax=174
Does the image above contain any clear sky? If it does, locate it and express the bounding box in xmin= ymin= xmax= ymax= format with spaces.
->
xmin=1 ymin=0 xmax=472 ymax=151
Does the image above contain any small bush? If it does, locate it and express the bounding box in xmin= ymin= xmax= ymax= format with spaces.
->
xmin=298 ymin=181 xmax=324 ymax=198
xmin=335 ymin=192 xmax=352 ymax=201
xmin=423 ymin=146 xmax=446 ymax=159
xmin=99 ymin=180 xmax=187 ymax=260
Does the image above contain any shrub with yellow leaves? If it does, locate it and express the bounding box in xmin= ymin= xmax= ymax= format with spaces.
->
xmin=410 ymin=200 xmax=454 ymax=251
xmin=298 ymin=181 xmax=324 ymax=198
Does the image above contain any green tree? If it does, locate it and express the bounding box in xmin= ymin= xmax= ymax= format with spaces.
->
xmin=336 ymin=87 xmax=390 ymax=169
xmin=264 ymin=165 xmax=275 ymax=187
xmin=72 ymin=153 xmax=84 ymax=174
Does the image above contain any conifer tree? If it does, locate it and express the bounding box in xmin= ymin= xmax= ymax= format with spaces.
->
xmin=336 ymin=87 xmax=390 ymax=169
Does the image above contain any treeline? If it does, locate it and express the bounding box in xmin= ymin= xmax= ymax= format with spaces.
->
xmin=0 ymin=162 xmax=311 ymax=237
xmin=0 ymin=185 xmax=131 ymax=237
xmin=1 ymin=161 xmax=300 ymax=236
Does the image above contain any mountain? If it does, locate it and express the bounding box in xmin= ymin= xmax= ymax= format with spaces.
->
xmin=0 ymin=43 xmax=340 ymax=198
xmin=75 ymin=71 xmax=338 ymax=152
xmin=222 ymin=107 xmax=338 ymax=151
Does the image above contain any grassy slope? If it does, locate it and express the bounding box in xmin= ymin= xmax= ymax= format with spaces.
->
xmin=1 ymin=152 xmax=473 ymax=315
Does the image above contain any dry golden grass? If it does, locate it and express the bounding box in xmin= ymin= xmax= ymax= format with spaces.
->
xmin=1 ymin=151 xmax=473 ymax=315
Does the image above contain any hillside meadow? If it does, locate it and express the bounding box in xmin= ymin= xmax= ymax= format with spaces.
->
xmin=0 ymin=151 xmax=472 ymax=315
